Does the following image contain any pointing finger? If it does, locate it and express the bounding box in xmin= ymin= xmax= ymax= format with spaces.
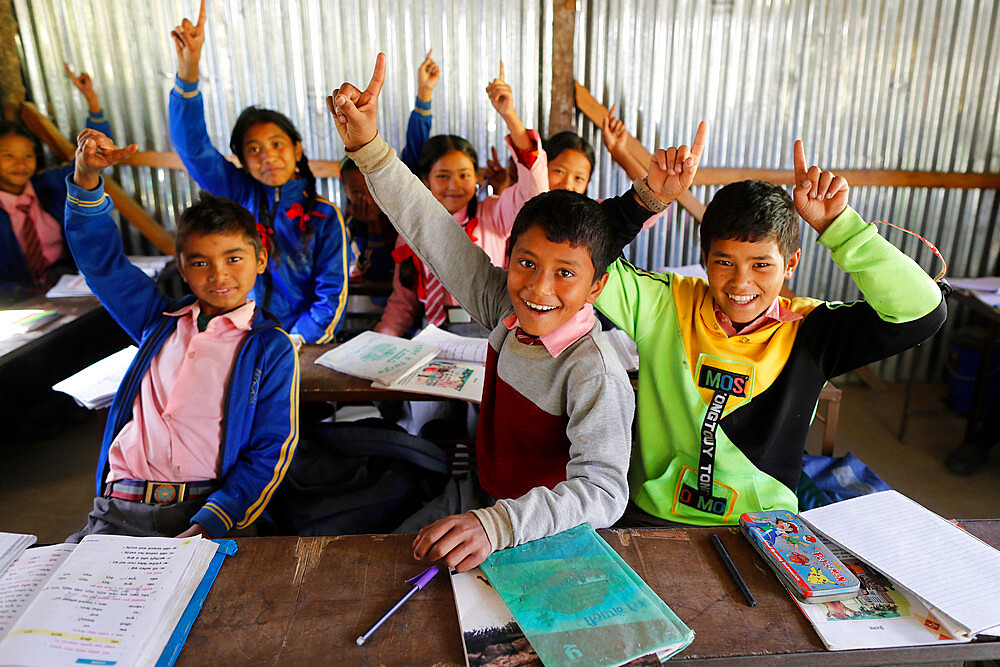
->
xmin=197 ymin=0 xmax=206 ymax=28
xmin=498 ymin=60 xmax=505 ymax=81
xmin=691 ymin=121 xmax=708 ymax=163
xmin=793 ymin=140 xmax=807 ymax=185
xmin=425 ymin=48 xmax=433 ymax=61
xmin=364 ymin=53 xmax=386 ymax=98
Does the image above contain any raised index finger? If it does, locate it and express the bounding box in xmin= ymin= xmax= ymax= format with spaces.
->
xmin=365 ymin=53 xmax=386 ymax=98
xmin=424 ymin=48 xmax=433 ymax=61
xmin=691 ymin=121 xmax=708 ymax=161
xmin=793 ymin=140 xmax=807 ymax=183
xmin=197 ymin=0 xmax=207 ymax=27
xmin=498 ymin=60 xmax=505 ymax=81
xmin=63 ymin=61 xmax=76 ymax=79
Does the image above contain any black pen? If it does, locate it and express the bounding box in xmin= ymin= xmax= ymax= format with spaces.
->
xmin=710 ymin=532 xmax=757 ymax=607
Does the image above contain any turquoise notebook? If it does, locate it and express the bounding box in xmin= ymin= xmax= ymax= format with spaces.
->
xmin=480 ymin=524 xmax=693 ymax=665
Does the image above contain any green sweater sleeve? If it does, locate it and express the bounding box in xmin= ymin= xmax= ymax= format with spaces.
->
xmin=595 ymin=258 xmax=673 ymax=342
xmin=818 ymin=207 xmax=942 ymax=322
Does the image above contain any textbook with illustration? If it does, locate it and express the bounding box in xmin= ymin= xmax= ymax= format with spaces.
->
xmin=800 ymin=490 xmax=1000 ymax=640
xmin=477 ymin=524 xmax=693 ymax=666
xmin=316 ymin=330 xmax=485 ymax=402
xmin=0 ymin=534 xmax=235 ymax=666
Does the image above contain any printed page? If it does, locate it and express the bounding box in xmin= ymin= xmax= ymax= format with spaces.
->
xmin=388 ymin=360 xmax=485 ymax=403
xmin=0 ymin=536 xmax=214 ymax=667
xmin=0 ymin=545 xmax=75 ymax=640
xmin=0 ymin=532 xmax=37 ymax=577
xmin=801 ymin=490 xmax=1000 ymax=636
xmin=315 ymin=331 xmax=440 ymax=384
xmin=52 ymin=346 xmax=138 ymax=410
xmin=413 ymin=324 xmax=489 ymax=364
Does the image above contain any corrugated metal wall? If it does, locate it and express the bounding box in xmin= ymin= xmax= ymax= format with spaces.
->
xmin=13 ymin=0 xmax=1000 ymax=380
xmin=575 ymin=0 xmax=1000 ymax=381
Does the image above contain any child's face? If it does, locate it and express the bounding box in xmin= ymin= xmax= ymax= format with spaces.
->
xmin=240 ymin=122 xmax=303 ymax=188
xmin=0 ymin=134 xmax=37 ymax=195
xmin=704 ymin=236 xmax=800 ymax=325
xmin=341 ymin=168 xmax=381 ymax=222
xmin=177 ymin=230 xmax=268 ymax=317
xmin=423 ymin=150 xmax=477 ymax=215
xmin=547 ymin=148 xmax=591 ymax=194
xmin=506 ymin=224 xmax=608 ymax=337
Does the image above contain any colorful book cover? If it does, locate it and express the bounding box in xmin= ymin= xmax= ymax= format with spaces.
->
xmin=740 ymin=510 xmax=860 ymax=602
xmin=479 ymin=524 xmax=693 ymax=666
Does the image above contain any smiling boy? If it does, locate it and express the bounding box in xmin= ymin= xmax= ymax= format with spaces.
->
xmin=597 ymin=141 xmax=947 ymax=527
xmin=64 ymin=129 xmax=298 ymax=541
xmin=327 ymin=56 xmax=694 ymax=570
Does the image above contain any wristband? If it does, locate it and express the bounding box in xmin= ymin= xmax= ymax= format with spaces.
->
xmin=633 ymin=177 xmax=668 ymax=213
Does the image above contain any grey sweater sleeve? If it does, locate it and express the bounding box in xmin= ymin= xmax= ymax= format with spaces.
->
xmin=491 ymin=350 xmax=634 ymax=548
xmin=347 ymin=135 xmax=513 ymax=328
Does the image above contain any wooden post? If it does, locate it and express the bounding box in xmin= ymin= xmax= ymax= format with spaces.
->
xmin=548 ymin=0 xmax=576 ymax=136
xmin=0 ymin=0 xmax=27 ymax=121
xmin=20 ymin=101 xmax=176 ymax=255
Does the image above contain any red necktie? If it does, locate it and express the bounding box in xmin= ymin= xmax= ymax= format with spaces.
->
xmin=16 ymin=203 xmax=48 ymax=288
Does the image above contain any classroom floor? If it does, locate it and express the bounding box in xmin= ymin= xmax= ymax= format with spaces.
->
xmin=1 ymin=382 xmax=995 ymax=545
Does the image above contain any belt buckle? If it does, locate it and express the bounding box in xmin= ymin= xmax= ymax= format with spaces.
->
xmin=145 ymin=482 xmax=186 ymax=505
xmin=445 ymin=306 xmax=472 ymax=324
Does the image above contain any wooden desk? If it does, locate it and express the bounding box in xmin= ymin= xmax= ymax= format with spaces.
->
xmin=299 ymin=344 xmax=445 ymax=403
xmin=0 ymin=295 xmax=105 ymax=365
xmin=180 ymin=521 xmax=1000 ymax=665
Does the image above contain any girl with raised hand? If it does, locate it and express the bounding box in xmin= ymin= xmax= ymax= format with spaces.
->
xmin=168 ymin=1 xmax=349 ymax=343
xmin=376 ymin=61 xmax=548 ymax=337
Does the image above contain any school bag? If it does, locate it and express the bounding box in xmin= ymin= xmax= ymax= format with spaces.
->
xmin=267 ymin=419 xmax=449 ymax=536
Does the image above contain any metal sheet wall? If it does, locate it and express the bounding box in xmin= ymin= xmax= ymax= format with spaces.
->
xmin=12 ymin=0 xmax=551 ymax=246
xmin=13 ymin=0 xmax=999 ymax=380
xmin=575 ymin=0 xmax=1000 ymax=381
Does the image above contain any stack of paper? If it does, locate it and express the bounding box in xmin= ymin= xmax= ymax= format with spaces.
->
xmin=0 ymin=533 xmax=36 ymax=577
xmin=800 ymin=490 xmax=1000 ymax=643
xmin=0 ymin=310 xmax=59 ymax=340
xmin=52 ymin=346 xmax=137 ymax=410
xmin=46 ymin=256 xmax=173 ymax=298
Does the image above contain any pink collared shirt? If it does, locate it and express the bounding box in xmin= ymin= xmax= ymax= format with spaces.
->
xmin=502 ymin=303 xmax=597 ymax=357
xmin=106 ymin=300 xmax=256 ymax=483
xmin=0 ymin=182 xmax=65 ymax=266
xmin=713 ymin=297 xmax=802 ymax=337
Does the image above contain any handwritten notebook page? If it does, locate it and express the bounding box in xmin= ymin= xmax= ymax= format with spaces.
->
xmin=0 ymin=535 xmax=216 ymax=666
xmin=801 ymin=490 xmax=1000 ymax=636
xmin=0 ymin=544 xmax=75 ymax=640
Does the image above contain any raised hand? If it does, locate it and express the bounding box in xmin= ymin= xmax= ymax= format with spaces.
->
xmin=483 ymin=146 xmax=510 ymax=193
xmin=485 ymin=61 xmax=515 ymax=118
xmin=327 ymin=53 xmax=386 ymax=152
xmin=412 ymin=512 xmax=492 ymax=573
xmin=63 ymin=63 xmax=101 ymax=113
xmin=793 ymin=140 xmax=848 ymax=234
xmin=416 ymin=49 xmax=440 ymax=102
xmin=73 ymin=129 xmax=138 ymax=190
xmin=171 ymin=0 xmax=207 ymax=82
xmin=601 ymin=104 xmax=628 ymax=157
xmin=646 ymin=121 xmax=708 ymax=204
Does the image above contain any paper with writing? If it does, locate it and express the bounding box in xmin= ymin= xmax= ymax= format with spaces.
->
xmin=0 ymin=545 xmax=75 ymax=640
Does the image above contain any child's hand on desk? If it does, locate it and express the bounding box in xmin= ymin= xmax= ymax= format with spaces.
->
xmin=793 ymin=139 xmax=849 ymax=235
xmin=416 ymin=49 xmax=440 ymax=103
xmin=412 ymin=512 xmax=491 ymax=573
xmin=176 ymin=523 xmax=211 ymax=539
xmin=171 ymin=0 xmax=207 ymax=82
xmin=328 ymin=53 xmax=385 ymax=152
xmin=73 ymin=129 xmax=138 ymax=191
xmin=646 ymin=120 xmax=708 ymax=205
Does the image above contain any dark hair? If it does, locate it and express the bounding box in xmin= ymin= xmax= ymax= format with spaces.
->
xmin=176 ymin=191 xmax=262 ymax=258
xmin=700 ymin=180 xmax=800 ymax=262
xmin=0 ymin=120 xmax=41 ymax=164
xmin=542 ymin=131 xmax=595 ymax=170
xmin=340 ymin=157 xmax=359 ymax=176
xmin=506 ymin=190 xmax=615 ymax=281
xmin=417 ymin=135 xmax=479 ymax=220
xmin=229 ymin=106 xmax=316 ymax=262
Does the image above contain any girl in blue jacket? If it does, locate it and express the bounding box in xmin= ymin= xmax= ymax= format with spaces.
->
xmin=168 ymin=2 xmax=349 ymax=343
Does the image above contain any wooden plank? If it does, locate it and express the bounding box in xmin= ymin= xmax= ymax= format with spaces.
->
xmin=548 ymin=0 xmax=577 ymax=136
xmin=19 ymin=102 xmax=176 ymax=255
xmin=0 ymin=0 xmax=26 ymax=121
xmin=574 ymin=81 xmax=707 ymax=221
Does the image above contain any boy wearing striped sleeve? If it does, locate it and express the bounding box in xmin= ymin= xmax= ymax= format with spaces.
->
xmin=65 ymin=129 xmax=299 ymax=541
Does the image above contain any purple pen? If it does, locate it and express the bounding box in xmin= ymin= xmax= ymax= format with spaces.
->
xmin=356 ymin=566 xmax=440 ymax=645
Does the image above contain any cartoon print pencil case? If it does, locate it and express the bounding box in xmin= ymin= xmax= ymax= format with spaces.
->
xmin=739 ymin=510 xmax=860 ymax=603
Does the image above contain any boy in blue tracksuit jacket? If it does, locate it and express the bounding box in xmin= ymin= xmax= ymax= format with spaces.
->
xmin=65 ymin=129 xmax=298 ymax=541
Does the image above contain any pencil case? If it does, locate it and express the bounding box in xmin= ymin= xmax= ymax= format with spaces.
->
xmin=739 ymin=510 xmax=860 ymax=603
